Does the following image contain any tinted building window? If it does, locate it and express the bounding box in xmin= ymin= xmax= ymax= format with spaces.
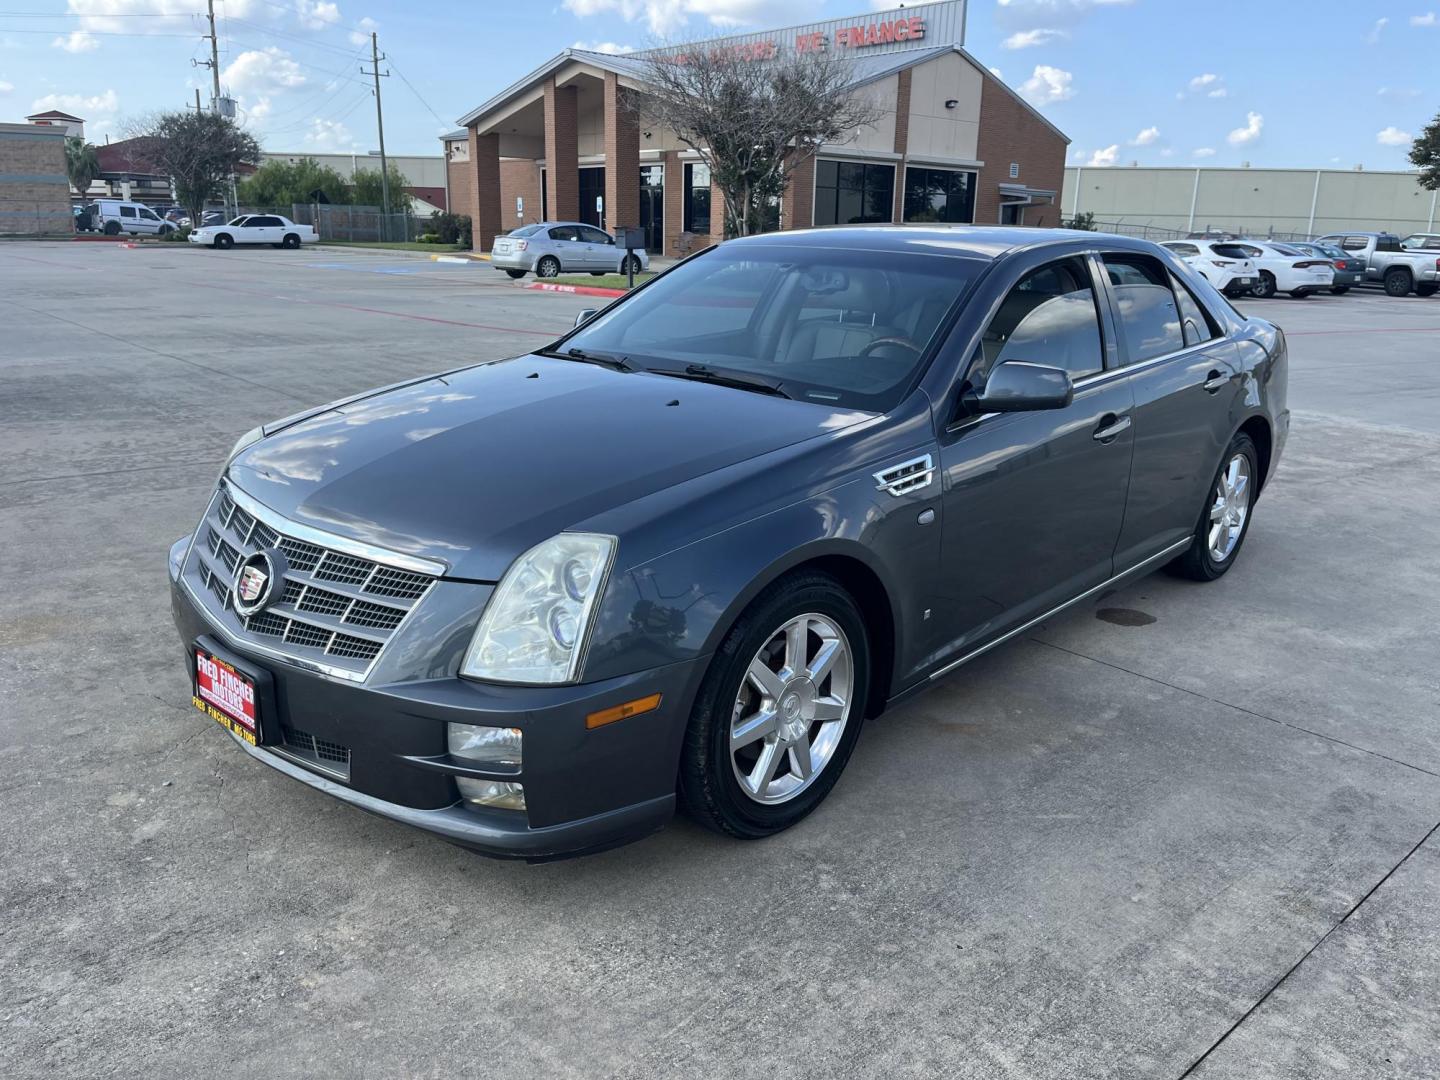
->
xmin=903 ymin=167 xmax=976 ymax=224
xmin=684 ymin=163 xmax=711 ymax=234
xmin=814 ymin=160 xmax=895 ymax=226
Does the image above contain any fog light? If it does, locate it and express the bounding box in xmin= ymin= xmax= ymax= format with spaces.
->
xmin=457 ymin=777 xmax=526 ymax=811
xmin=447 ymin=723 xmax=522 ymax=768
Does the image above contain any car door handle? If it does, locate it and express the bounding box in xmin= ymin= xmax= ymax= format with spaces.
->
xmin=1092 ymin=414 xmax=1132 ymax=442
xmin=1204 ymin=370 xmax=1231 ymax=393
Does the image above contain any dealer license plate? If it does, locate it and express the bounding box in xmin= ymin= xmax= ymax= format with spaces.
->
xmin=192 ymin=647 xmax=260 ymax=744
xmin=1236 ymin=277 xmax=1255 ymax=285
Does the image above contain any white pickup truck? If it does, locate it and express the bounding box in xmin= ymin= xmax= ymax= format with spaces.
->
xmin=188 ymin=214 xmax=318 ymax=250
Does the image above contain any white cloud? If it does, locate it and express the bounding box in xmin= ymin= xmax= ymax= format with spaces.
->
xmin=1018 ymin=64 xmax=1074 ymax=106
xmin=1378 ymin=86 xmax=1421 ymax=99
xmin=1129 ymin=125 xmax=1159 ymax=146
xmin=302 ymin=116 xmax=356 ymax=151
xmin=1193 ymin=147 xmax=1216 ymax=158
xmin=295 ymin=0 xmax=340 ymax=30
xmin=572 ymin=40 xmax=637 ymax=54
xmin=30 ymin=88 xmax=119 ymax=136
xmin=1159 ymin=147 xmax=1175 ymax=158
xmin=1002 ymin=28 xmax=1067 ymax=49
xmin=1206 ymin=86 xmax=1227 ymax=98
xmin=1367 ymin=16 xmax=1388 ymax=42
xmin=988 ymin=66 xmax=1004 ymax=80
xmin=562 ymin=0 xmax=820 ymax=36
xmin=1087 ymin=144 xmax=1118 ymax=167
xmin=1227 ymin=110 xmax=1263 ymax=146
xmin=0 ymin=78 xmax=13 ymax=94
xmin=52 ymin=30 xmax=99 ymax=53
xmin=349 ymin=15 xmax=378 ymax=46
xmin=1409 ymin=12 xmax=1436 ymax=26
xmin=1377 ymin=126 xmax=1412 ymax=146
xmin=222 ymin=47 xmax=307 ymax=97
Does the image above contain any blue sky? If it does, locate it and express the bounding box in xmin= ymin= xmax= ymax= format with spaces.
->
xmin=1 ymin=0 xmax=1435 ymax=167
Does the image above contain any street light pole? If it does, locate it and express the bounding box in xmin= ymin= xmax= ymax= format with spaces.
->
xmin=363 ymin=32 xmax=391 ymax=241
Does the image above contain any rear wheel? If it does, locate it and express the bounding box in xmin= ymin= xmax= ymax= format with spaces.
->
xmin=1417 ymin=284 xmax=1438 ymax=298
xmin=622 ymin=254 xmax=643 ymax=277
xmin=103 ymin=221 xmax=120 ymax=236
xmin=1330 ymin=286 xmax=1350 ymax=295
xmin=1384 ymin=269 xmax=1412 ymax=297
xmin=504 ymin=269 xmax=526 ymax=279
xmin=282 ymin=233 xmax=301 ymax=249
xmin=536 ymin=255 xmax=561 ymax=279
xmin=1166 ymin=432 xmax=1258 ymax=582
xmin=1251 ymin=271 xmax=1277 ymax=299
xmin=679 ymin=572 xmax=870 ymax=839
xmin=1289 ymin=289 xmax=1311 ymax=299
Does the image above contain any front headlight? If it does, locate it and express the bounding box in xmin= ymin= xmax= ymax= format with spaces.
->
xmin=460 ymin=533 xmax=615 ymax=684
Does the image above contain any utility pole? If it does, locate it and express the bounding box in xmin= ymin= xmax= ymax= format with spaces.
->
xmin=192 ymin=0 xmax=222 ymax=110
xmin=362 ymin=32 xmax=391 ymax=240
xmin=193 ymin=88 xmax=202 ymax=114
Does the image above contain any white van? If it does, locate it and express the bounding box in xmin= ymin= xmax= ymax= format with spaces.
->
xmin=82 ymin=200 xmax=176 ymax=237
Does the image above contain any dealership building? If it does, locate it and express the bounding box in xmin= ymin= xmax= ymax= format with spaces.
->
xmin=443 ymin=0 xmax=1068 ymax=256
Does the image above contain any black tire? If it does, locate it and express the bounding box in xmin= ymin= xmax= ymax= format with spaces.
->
xmin=103 ymin=220 xmax=120 ymax=236
xmin=678 ymin=571 xmax=871 ymax=839
xmin=282 ymin=233 xmax=301 ymax=249
xmin=1384 ymin=269 xmax=1412 ymax=297
xmin=1166 ymin=432 xmax=1259 ymax=582
xmin=1330 ymin=286 xmax=1350 ymax=295
xmin=215 ymin=233 xmax=234 ymax=250
xmin=1252 ymin=271 xmax=1276 ymax=299
xmin=505 ymin=269 xmax=526 ymax=279
xmin=1417 ymin=284 xmax=1438 ymax=298
xmin=1289 ymin=289 xmax=1311 ymax=299
xmin=159 ymin=224 xmax=173 ymax=237
xmin=536 ymin=255 xmax=561 ymax=278
xmin=622 ymin=254 xmax=642 ymax=276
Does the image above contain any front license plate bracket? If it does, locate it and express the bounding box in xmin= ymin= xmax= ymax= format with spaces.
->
xmin=191 ymin=637 xmax=280 ymax=745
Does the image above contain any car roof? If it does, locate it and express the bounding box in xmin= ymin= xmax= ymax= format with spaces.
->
xmin=534 ymin=221 xmax=599 ymax=229
xmin=720 ymin=225 xmax=1165 ymax=262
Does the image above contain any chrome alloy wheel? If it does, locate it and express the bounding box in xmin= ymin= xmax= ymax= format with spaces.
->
xmin=1208 ymin=453 xmax=1251 ymax=563
xmin=729 ymin=613 xmax=853 ymax=805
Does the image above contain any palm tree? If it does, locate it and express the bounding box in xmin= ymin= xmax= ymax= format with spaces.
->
xmin=65 ymin=136 xmax=102 ymax=198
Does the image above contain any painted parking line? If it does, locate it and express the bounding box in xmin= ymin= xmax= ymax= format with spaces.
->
xmin=302 ymin=261 xmax=455 ymax=276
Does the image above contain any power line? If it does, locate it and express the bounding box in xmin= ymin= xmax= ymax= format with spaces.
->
xmin=0 ymin=9 xmax=199 ymax=15
xmin=225 ymin=15 xmax=368 ymax=57
xmin=387 ymin=57 xmax=448 ymax=130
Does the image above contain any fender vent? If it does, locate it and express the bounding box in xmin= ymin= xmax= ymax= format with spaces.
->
xmin=874 ymin=454 xmax=935 ymax=497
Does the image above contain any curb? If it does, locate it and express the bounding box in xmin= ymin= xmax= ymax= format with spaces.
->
xmin=522 ymin=281 xmax=627 ymax=299
xmin=431 ymin=252 xmax=489 ymax=262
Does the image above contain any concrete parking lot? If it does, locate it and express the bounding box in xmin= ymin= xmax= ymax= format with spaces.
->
xmin=3 ymin=241 xmax=1439 ymax=1079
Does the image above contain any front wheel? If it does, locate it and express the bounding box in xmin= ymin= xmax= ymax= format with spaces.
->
xmin=535 ymin=255 xmax=561 ymax=279
xmin=214 ymin=233 xmax=234 ymax=250
xmin=679 ymin=572 xmax=870 ymax=839
xmin=1288 ymin=289 xmax=1311 ymax=299
xmin=1330 ymin=286 xmax=1350 ymax=295
xmin=1251 ymin=272 xmax=1277 ymax=299
xmin=1166 ymin=432 xmax=1258 ymax=582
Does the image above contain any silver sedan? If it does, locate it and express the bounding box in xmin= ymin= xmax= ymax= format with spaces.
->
xmin=490 ymin=221 xmax=650 ymax=279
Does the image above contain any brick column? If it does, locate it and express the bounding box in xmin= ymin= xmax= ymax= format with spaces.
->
xmin=783 ymin=154 xmax=815 ymax=232
xmin=662 ymin=151 xmax=684 ymax=256
xmin=709 ymin=168 xmax=726 ymax=245
xmin=603 ymin=72 xmax=640 ymax=236
xmin=544 ymin=78 xmax=579 ymax=224
xmin=892 ymin=68 xmax=912 ymax=223
xmin=468 ymin=128 xmax=502 ymax=251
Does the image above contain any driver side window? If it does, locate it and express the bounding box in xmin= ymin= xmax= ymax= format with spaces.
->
xmin=969 ymin=256 xmax=1104 ymax=386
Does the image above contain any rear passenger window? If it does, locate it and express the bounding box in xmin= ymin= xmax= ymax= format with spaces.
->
xmin=120 ymin=206 xmax=136 ymax=218
xmin=970 ymin=256 xmax=1104 ymax=384
xmin=1103 ymin=254 xmax=1184 ymax=363
xmin=549 ymin=226 xmax=579 ymax=242
xmin=1169 ymin=274 xmax=1217 ymax=347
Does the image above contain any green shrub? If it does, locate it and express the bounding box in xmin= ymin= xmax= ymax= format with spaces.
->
xmin=162 ymin=226 xmax=191 ymax=242
xmin=427 ymin=212 xmax=472 ymax=247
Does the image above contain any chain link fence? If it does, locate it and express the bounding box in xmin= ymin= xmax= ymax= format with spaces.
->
xmin=1078 ymin=219 xmax=1322 ymax=243
xmin=230 ymin=204 xmax=432 ymax=243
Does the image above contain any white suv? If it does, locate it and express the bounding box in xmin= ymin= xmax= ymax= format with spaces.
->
xmin=1161 ymin=240 xmax=1259 ymax=297
xmin=82 ymin=200 xmax=176 ymax=237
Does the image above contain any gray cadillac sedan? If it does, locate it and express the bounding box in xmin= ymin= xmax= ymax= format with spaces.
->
xmin=169 ymin=226 xmax=1289 ymax=859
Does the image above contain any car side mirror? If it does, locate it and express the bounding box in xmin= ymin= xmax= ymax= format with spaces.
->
xmin=574 ymin=309 xmax=598 ymax=328
xmin=961 ymin=360 xmax=1074 ymax=415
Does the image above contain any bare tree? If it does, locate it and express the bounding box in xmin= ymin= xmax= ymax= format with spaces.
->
xmin=636 ymin=42 xmax=885 ymax=238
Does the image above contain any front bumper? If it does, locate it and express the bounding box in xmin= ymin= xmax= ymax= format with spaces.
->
xmin=169 ymin=543 xmax=707 ymax=860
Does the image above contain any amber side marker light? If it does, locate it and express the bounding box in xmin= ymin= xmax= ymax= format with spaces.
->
xmin=586 ymin=693 xmax=662 ymax=729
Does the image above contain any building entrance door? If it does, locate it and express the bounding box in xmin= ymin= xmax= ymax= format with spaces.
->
xmin=578 ymin=167 xmax=606 ymax=229
xmin=639 ymin=164 xmax=664 ymax=253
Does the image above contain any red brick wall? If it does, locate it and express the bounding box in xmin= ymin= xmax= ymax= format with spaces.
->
xmin=544 ymin=79 xmax=579 ymax=223
xmin=603 ymin=73 xmax=640 ymax=233
xmin=662 ymin=152 xmax=685 ymax=256
xmin=975 ymin=72 xmax=1067 ymax=228
xmin=783 ymin=154 xmax=815 ymax=231
xmin=446 ymin=149 xmax=474 ymax=233
xmin=499 ymin=159 xmax=543 ymax=229
xmin=892 ymin=68 xmax=912 ymax=222
xmin=468 ymin=129 xmax=502 ymax=250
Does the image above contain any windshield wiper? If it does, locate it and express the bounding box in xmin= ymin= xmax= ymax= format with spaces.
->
xmin=647 ymin=363 xmax=791 ymax=399
xmin=539 ymin=347 xmax=636 ymax=371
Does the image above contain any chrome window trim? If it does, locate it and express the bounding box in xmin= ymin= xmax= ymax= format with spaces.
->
xmin=223 ymin=477 xmax=448 ymax=577
xmin=927 ymin=536 xmax=1191 ymax=682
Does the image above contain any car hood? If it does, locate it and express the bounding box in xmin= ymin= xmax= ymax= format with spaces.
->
xmin=228 ymin=355 xmax=868 ymax=581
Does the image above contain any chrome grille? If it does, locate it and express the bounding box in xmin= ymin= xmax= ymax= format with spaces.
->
xmin=183 ymin=479 xmax=442 ymax=680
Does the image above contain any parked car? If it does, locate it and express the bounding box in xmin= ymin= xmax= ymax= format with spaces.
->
xmin=1238 ymin=241 xmax=1335 ymax=299
xmin=1400 ymin=232 xmax=1440 ymax=251
xmin=490 ymin=221 xmax=650 ymax=279
xmin=168 ymin=226 xmax=1288 ymax=859
xmin=82 ymin=199 xmax=177 ymax=237
xmin=1159 ymin=240 xmax=1259 ymax=296
xmin=1313 ymin=232 xmax=1440 ymax=297
xmin=188 ymin=214 xmax=317 ymax=250
xmin=1285 ymin=241 xmax=1364 ymax=294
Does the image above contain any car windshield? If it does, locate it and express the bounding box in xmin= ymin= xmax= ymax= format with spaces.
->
xmin=227 ymin=217 xmax=248 ymax=226
xmin=561 ymin=244 xmax=982 ymax=411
